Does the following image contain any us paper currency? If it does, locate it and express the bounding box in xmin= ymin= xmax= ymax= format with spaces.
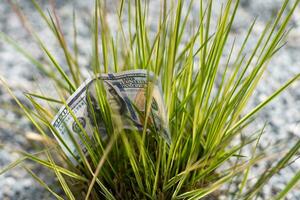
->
xmin=51 ymin=70 xmax=170 ymax=165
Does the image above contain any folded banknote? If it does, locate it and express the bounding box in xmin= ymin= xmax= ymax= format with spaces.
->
xmin=51 ymin=70 xmax=170 ymax=165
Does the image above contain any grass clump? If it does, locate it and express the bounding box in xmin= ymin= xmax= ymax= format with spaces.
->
xmin=1 ymin=0 xmax=300 ymax=199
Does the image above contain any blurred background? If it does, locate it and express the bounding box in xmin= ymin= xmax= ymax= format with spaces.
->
xmin=0 ymin=0 xmax=299 ymax=199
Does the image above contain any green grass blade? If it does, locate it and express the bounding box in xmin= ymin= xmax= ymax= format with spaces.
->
xmin=274 ymin=169 xmax=300 ymax=200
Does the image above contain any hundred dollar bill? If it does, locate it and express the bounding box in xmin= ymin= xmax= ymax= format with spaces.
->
xmin=51 ymin=70 xmax=170 ymax=165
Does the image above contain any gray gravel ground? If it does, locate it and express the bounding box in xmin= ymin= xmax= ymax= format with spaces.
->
xmin=0 ymin=0 xmax=299 ymax=199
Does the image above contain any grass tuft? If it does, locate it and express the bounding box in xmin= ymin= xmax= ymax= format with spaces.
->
xmin=1 ymin=0 xmax=300 ymax=199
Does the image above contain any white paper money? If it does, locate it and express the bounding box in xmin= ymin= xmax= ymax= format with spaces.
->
xmin=51 ymin=70 xmax=170 ymax=165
